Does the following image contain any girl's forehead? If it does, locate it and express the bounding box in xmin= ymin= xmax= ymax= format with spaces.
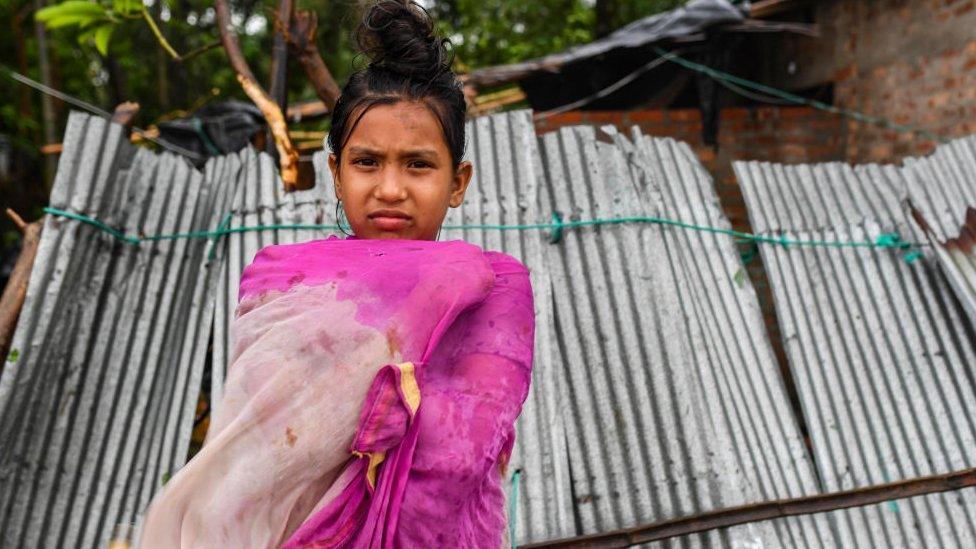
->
xmin=345 ymin=102 xmax=450 ymax=154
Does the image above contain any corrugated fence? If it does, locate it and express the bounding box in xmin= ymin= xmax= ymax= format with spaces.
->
xmin=735 ymin=135 xmax=976 ymax=548
xmin=0 ymin=113 xmax=230 ymax=548
xmin=0 ymin=110 xmax=974 ymax=548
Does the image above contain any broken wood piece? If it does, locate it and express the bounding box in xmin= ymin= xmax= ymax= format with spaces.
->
xmin=111 ymin=101 xmax=141 ymax=135
xmin=0 ymin=214 xmax=43 ymax=373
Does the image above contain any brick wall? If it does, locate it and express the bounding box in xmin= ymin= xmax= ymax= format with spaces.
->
xmin=765 ymin=0 xmax=976 ymax=163
xmin=531 ymin=0 xmax=976 ymax=380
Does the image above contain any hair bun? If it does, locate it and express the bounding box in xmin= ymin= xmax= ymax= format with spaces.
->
xmin=356 ymin=0 xmax=450 ymax=78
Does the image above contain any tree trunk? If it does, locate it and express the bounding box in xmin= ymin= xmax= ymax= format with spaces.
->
xmin=155 ymin=1 xmax=170 ymax=108
xmin=595 ymin=0 xmax=619 ymax=38
xmin=288 ymin=10 xmax=340 ymax=111
xmin=13 ymin=4 xmax=33 ymax=118
xmin=32 ymin=0 xmax=57 ymax=189
xmin=267 ymin=0 xmax=293 ymax=157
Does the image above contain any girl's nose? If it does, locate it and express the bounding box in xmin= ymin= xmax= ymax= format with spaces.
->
xmin=374 ymin=168 xmax=408 ymax=202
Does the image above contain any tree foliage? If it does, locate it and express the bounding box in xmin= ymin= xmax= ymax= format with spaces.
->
xmin=0 ymin=0 xmax=682 ymax=235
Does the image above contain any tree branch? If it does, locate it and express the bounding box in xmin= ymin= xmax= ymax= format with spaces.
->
xmin=178 ymin=40 xmax=222 ymax=62
xmin=287 ymin=10 xmax=340 ymax=110
xmin=214 ymin=0 xmax=299 ymax=190
xmin=142 ymin=8 xmax=180 ymax=60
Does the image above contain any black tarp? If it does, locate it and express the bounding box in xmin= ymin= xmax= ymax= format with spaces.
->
xmin=156 ymin=100 xmax=265 ymax=165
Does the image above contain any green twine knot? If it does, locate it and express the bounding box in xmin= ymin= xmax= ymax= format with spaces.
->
xmin=875 ymin=233 xmax=911 ymax=249
xmin=548 ymin=212 xmax=564 ymax=244
xmin=875 ymin=233 xmax=922 ymax=263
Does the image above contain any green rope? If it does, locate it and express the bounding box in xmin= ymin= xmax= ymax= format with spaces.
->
xmin=509 ymin=469 xmax=522 ymax=549
xmin=652 ymin=48 xmax=949 ymax=144
xmin=192 ymin=118 xmax=222 ymax=157
xmin=41 ymin=206 xmax=925 ymax=262
xmin=206 ymin=211 xmax=234 ymax=261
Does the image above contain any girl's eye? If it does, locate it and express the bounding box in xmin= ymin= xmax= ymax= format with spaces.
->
xmin=352 ymin=158 xmax=377 ymax=167
xmin=408 ymin=160 xmax=432 ymax=169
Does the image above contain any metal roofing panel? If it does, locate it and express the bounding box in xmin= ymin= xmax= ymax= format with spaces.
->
xmin=911 ymin=207 xmax=976 ymax=332
xmin=438 ymin=111 xmax=574 ymax=544
xmin=0 ymin=112 xmax=232 ymax=548
xmin=535 ymin=124 xmax=831 ymax=546
xmin=735 ymin=143 xmax=976 ymax=547
xmin=206 ymin=111 xmax=574 ymax=545
xmin=209 ymin=146 xmax=335 ymax=407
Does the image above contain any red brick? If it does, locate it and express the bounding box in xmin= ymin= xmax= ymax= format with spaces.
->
xmin=868 ymin=143 xmax=894 ymax=160
xmin=581 ymin=111 xmax=624 ymax=124
xmin=720 ymin=109 xmax=751 ymax=121
xmin=779 ymin=107 xmax=819 ymax=119
xmin=833 ymin=64 xmax=858 ymax=82
xmin=630 ymin=110 xmax=666 ymax=122
xmin=667 ymin=109 xmax=701 ymax=122
xmin=552 ymin=112 xmax=582 ymax=124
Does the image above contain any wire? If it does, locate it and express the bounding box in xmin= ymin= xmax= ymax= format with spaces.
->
xmin=535 ymin=55 xmax=672 ymax=120
xmin=4 ymin=67 xmax=205 ymax=161
xmin=42 ymin=206 xmax=928 ymax=264
xmin=653 ymin=47 xmax=948 ymax=143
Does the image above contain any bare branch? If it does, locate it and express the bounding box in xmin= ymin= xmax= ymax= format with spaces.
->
xmin=142 ymin=8 xmax=180 ymax=60
xmin=288 ymin=10 xmax=340 ymax=110
xmin=215 ymin=0 xmax=300 ymax=190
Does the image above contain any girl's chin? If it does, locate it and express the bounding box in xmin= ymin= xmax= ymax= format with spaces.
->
xmin=354 ymin=229 xmax=438 ymax=241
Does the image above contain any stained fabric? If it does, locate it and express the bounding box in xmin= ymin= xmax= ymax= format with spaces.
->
xmin=137 ymin=236 xmax=535 ymax=548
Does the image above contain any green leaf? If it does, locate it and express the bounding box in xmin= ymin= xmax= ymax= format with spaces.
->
xmin=36 ymin=1 xmax=109 ymax=29
xmin=36 ymin=1 xmax=107 ymax=21
xmin=39 ymin=13 xmax=99 ymax=28
xmin=6 ymin=348 xmax=19 ymax=363
xmin=76 ymin=26 xmax=96 ymax=46
xmin=733 ymin=268 xmax=745 ymax=289
xmin=94 ymin=24 xmax=114 ymax=56
xmin=112 ymin=0 xmax=142 ymax=16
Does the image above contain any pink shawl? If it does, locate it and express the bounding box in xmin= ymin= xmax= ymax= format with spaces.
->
xmin=137 ymin=236 xmax=535 ymax=548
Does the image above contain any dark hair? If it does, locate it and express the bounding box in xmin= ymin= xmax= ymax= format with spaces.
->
xmin=328 ymin=1 xmax=467 ymax=168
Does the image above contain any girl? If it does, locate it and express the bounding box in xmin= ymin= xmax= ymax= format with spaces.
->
xmin=137 ymin=1 xmax=535 ymax=547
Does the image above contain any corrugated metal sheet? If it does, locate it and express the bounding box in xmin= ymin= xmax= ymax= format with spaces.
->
xmin=911 ymin=207 xmax=976 ymax=331
xmin=206 ymin=111 xmax=574 ymax=545
xmin=7 ymin=107 xmax=975 ymax=549
xmin=0 ymin=112 xmax=232 ymax=548
xmin=734 ymin=138 xmax=976 ymax=547
xmin=903 ymin=135 xmax=976 ymax=328
xmin=438 ymin=111 xmax=575 ymax=544
xmin=535 ymin=123 xmax=834 ymax=546
xmin=209 ymin=146 xmax=336 ymax=407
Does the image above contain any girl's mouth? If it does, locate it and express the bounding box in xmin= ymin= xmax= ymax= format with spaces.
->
xmin=368 ymin=210 xmax=412 ymax=231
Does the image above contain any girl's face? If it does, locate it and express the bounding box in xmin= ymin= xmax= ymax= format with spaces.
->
xmin=328 ymin=101 xmax=472 ymax=240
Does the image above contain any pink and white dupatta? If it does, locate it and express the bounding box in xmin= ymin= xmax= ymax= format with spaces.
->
xmin=137 ymin=236 xmax=535 ymax=548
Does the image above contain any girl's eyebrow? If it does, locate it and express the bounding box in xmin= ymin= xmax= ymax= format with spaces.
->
xmin=401 ymin=149 xmax=438 ymax=158
xmin=347 ymin=146 xmax=381 ymax=156
xmin=347 ymin=146 xmax=439 ymax=159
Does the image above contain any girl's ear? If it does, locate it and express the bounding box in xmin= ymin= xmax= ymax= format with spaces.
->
xmin=449 ymin=161 xmax=473 ymax=208
xmin=328 ymin=153 xmax=342 ymax=200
